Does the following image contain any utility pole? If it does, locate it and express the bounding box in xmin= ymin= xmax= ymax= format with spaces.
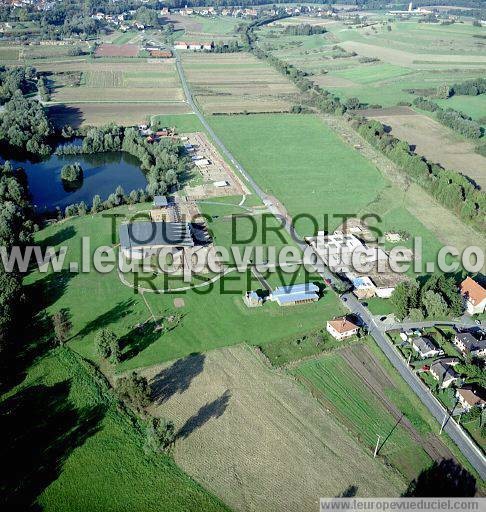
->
xmin=374 ymin=434 xmax=381 ymax=458
xmin=439 ymin=412 xmax=448 ymax=435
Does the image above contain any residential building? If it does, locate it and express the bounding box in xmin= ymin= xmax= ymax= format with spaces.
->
xmin=456 ymin=386 xmax=486 ymax=411
xmin=411 ymin=336 xmax=443 ymax=359
xmin=453 ymin=332 xmax=486 ymax=358
xmin=327 ymin=317 xmax=359 ymax=340
xmin=429 ymin=361 xmax=459 ymax=389
xmin=460 ymin=276 xmax=486 ymax=315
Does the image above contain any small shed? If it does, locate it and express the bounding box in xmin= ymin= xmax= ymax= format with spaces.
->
xmin=153 ymin=196 xmax=169 ymax=208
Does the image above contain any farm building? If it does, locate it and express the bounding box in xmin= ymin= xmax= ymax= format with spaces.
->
xmin=194 ymin=158 xmax=210 ymax=168
xmin=213 ymin=181 xmax=229 ymax=188
xmin=269 ymin=283 xmax=319 ymax=307
xmin=149 ymin=49 xmax=172 ymax=58
xmin=119 ymin=221 xmax=194 ymax=259
xmin=326 ymin=317 xmax=359 ymax=340
xmin=460 ymin=276 xmax=486 ymax=315
xmin=243 ymin=291 xmax=263 ymax=308
xmin=153 ymin=196 xmax=169 ymax=208
xmin=411 ymin=336 xmax=443 ymax=359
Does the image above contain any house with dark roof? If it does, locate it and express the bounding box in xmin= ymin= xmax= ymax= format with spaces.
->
xmin=411 ymin=336 xmax=443 ymax=359
xmin=453 ymin=332 xmax=486 ymax=358
xmin=430 ymin=361 xmax=459 ymax=389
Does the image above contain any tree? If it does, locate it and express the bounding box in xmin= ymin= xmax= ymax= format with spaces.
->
xmin=94 ymin=328 xmax=117 ymax=359
xmin=391 ymin=281 xmax=419 ymax=320
xmin=52 ymin=309 xmax=72 ymax=345
xmin=436 ymin=83 xmax=451 ymax=99
xmin=144 ymin=417 xmax=175 ymax=453
xmin=116 ymin=371 xmax=151 ymax=411
xmin=91 ymin=194 xmax=102 ymax=213
xmin=61 ymin=163 xmax=83 ymax=182
xmin=422 ymin=290 xmax=448 ymax=319
xmin=109 ymin=337 xmax=121 ymax=364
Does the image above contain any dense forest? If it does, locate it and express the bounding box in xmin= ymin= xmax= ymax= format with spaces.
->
xmin=0 ymin=161 xmax=34 ymax=389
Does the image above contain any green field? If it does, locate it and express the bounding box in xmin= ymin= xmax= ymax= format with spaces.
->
xmin=1 ymin=346 xmax=228 ymax=511
xmin=25 ymin=202 xmax=343 ymax=372
xmin=209 ymin=114 xmax=386 ymax=232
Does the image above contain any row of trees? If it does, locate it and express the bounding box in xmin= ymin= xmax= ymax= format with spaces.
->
xmin=0 ymin=161 xmax=34 ymax=388
xmin=391 ymin=274 xmax=463 ymax=321
xmin=283 ymin=23 xmax=327 ymax=36
xmin=413 ymin=97 xmax=483 ymax=139
xmin=351 ymin=116 xmax=485 ymax=232
xmin=447 ymin=78 xmax=486 ymax=97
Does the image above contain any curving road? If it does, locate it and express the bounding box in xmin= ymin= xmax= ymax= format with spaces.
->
xmin=175 ymin=50 xmax=486 ymax=479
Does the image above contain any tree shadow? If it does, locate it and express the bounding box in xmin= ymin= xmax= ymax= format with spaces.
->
xmin=38 ymin=226 xmax=77 ymax=250
xmin=119 ymin=320 xmax=162 ymax=361
xmin=76 ymin=298 xmax=136 ymax=339
xmin=402 ymin=459 xmax=476 ymax=497
xmin=150 ymin=352 xmax=205 ymax=404
xmin=0 ymin=380 xmax=105 ymax=509
xmin=47 ymin=104 xmax=84 ymax=130
xmin=336 ymin=485 xmax=358 ymax=497
xmin=176 ymin=390 xmax=231 ymax=441
xmin=25 ymin=269 xmax=76 ymax=313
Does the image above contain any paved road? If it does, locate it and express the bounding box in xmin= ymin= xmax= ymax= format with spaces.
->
xmin=175 ymin=51 xmax=486 ymax=479
xmin=343 ymin=292 xmax=486 ymax=480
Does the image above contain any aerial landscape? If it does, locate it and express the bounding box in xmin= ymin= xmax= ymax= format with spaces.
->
xmin=0 ymin=0 xmax=485 ymax=510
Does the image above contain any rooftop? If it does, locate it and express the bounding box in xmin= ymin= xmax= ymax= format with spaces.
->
xmin=457 ymin=386 xmax=486 ymax=407
xmin=327 ymin=317 xmax=358 ymax=334
xmin=119 ymin=221 xmax=194 ymax=250
xmin=460 ymin=277 xmax=486 ymax=306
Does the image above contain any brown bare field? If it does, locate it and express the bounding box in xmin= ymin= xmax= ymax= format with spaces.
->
xmin=95 ymin=43 xmax=140 ymax=57
xmin=367 ymin=110 xmax=486 ymax=189
xmin=48 ymin=102 xmax=191 ymax=128
xmin=182 ymin=53 xmax=299 ymax=114
xmin=142 ymin=345 xmax=405 ymax=511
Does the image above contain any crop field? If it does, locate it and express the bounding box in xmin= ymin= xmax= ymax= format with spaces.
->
xmin=365 ymin=109 xmax=486 ymax=189
xmin=94 ymin=43 xmax=140 ymax=58
xmin=181 ymin=53 xmax=299 ymax=114
xmin=1 ymin=346 xmax=228 ymax=511
xmin=256 ymin=18 xmax=486 ymax=108
xmin=48 ymin=102 xmax=192 ymax=128
xmin=209 ymin=113 xmax=386 ymax=232
xmin=293 ymin=343 xmax=457 ymax=480
xmin=142 ymin=344 xmax=406 ymax=511
xmin=41 ymin=60 xmax=184 ymax=103
xmin=169 ymin=14 xmax=242 ymax=43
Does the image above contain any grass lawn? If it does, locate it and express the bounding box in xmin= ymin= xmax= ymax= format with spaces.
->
xmin=151 ymin=113 xmax=207 ymax=133
xmin=209 ymin=114 xmax=386 ymax=232
xmin=26 ymin=203 xmax=343 ymax=372
xmin=435 ymin=95 xmax=486 ymax=123
xmin=1 ymin=347 xmax=228 ymax=511
xmin=365 ymin=297 xmax=395 ymax=316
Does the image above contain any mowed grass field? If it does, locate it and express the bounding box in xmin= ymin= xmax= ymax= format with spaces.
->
xmin=1 ymin=346 xmax=229 ymax=511
xmin=170 ymin=14 xmax=242 ymax=44
xmin=142 ymin=344 xmax=406 ymax=511
xmin=209 ymin=114 xmax=386 ymax=231
xmin=181 ymin=52 xmax=299 ymax=114
xmin=26 ymin=202 xmax=344 ymax=372
xmin=39 ymin=60 xmax=184 ymax=103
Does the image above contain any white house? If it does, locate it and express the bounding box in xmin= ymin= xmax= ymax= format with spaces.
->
xmin=456 ymin=387 xmax=486 ymax=412
xmin=326 ymin=317 xmax=359 ymax=340
xmin=411 ymin=336 xmax=443 ymax=359
xmin=460 ymin=276 xmax=486 ymax=315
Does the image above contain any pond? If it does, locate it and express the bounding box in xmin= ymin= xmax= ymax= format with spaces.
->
xmin=1 ymin=141 xmax=147 ymax=213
